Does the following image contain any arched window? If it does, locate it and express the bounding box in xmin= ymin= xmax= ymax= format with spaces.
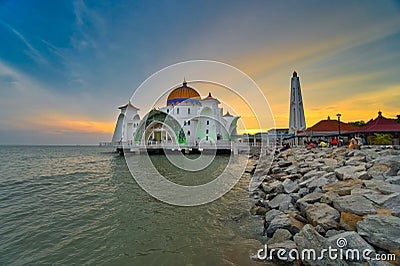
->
xmin=167 ymin=109 xmax=169 ymax=113
xmin=187 ymin=120 xmax=190 ymax=126
xmin=188 ymin=108 xmax=191 ymax=115
xmin=206 ymin=129 xmax=209 ymax=134
xmin=187 ymin=130 xmax=191 ymax=136
xmin=177 ymin=108 xmax=180 ymax=115
xmin=207 ymin=120 xmax=209 ymax=125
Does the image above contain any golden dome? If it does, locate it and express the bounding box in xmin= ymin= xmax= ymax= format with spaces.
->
xmin=167 ymin=80 xmax=201 ymax=106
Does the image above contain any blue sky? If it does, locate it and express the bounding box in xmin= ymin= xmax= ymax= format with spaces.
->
xmin=0 ymin=0 xmax=399 ymax=144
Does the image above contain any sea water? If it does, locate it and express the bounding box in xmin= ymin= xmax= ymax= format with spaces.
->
xmin=0 ymin=146 xmax=262 ymax=265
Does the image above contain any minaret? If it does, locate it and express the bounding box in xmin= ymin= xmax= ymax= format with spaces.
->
xmin=289 ymin=71 xmax=306 ymax=134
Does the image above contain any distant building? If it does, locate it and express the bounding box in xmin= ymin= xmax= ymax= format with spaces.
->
xmin=289 ymin=71 xmax=306 ymax=134
xmin=359 ymin=111 xmax=400 ymax=145
xmin=303 ymin=116 xmax=358 ymax=137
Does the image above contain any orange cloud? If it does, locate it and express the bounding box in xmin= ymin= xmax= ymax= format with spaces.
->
xmin=16 ymin=112 xmax=115 ymax=135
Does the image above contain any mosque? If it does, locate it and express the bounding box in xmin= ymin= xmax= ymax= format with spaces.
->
xmin=111 ymin=80 xmax=240 ymax=151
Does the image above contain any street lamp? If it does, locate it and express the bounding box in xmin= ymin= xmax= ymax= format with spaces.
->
xmin=336 ymin=113 xmax=341 ymax=137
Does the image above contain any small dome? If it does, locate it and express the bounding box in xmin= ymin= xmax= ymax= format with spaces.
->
xmin=167 ymin=80 xmax=201 ymax=106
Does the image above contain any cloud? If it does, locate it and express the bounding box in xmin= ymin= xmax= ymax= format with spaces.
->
xmin=0 ymin=20 xmax=47 ymax=65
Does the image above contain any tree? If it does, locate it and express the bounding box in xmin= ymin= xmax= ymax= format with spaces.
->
xmin=348 ymin=121 xmax=366 ymax=127
xmin=396 ymin=115 xmax=400 ymax=123
xmin=370 ymin=133 xmax=393 ymax=145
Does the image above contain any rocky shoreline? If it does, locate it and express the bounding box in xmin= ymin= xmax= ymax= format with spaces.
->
xmin=248 ymin=146 xmax=400 ymax=265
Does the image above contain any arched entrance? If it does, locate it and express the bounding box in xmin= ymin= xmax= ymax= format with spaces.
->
xmin=144 ymin=121 xmax=175 ymax=145
xmin=134 ymin=109 xmax=186 ymax=145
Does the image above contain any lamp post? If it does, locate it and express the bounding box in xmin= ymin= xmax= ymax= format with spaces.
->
xmin=336 ymin=113 xmax=341 ymax=137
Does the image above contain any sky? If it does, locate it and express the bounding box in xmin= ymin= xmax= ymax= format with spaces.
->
xmin=0 ymin=0 xmax=399 ymax=144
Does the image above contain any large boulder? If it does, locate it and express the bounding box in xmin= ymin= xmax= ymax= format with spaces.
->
xmin=282 ymin=179 xmax=299 ymax=194
xmin=382 ymin=194 xmax=400 ymax=217
xmin=268 ymin=193 xmax=293 ymax=209
xmin=305 ymin=203 xmax=340 ymax=231
xmin=332 ymin=194 xmax=377 ymax=216
xmin=261 ymin=180 xmax=284 ymax=194
xmin=334 ymin=165 xmax=366 ymax=180
xmin=327 ymin=231 xmax=376 ymax=264
xmin=264 ymin=209 xmax=284 ymax=223
xmin=293 ymin=225 xmax=347 ymax=265
xmin=372 ymin=155 xmax=400 ymax=176
xmin=357 ymin=215 xmax=400 ymax=251
xmin=307 ymin=177 xmax=331 ymax=190
xmin=296 ymin=192 xmax=322 ymax=216
xmin=266 ymin=213 xmax=305 ymax=237
xmin=302 ymin=170 xmax=327 ymax=180
xmin=267 ymin=228 xmax=292 ymax=245
xmin=323 ymin=179 xmax=363 ymax=196
xmin=363 ymin=180 xmax=400 ymax=194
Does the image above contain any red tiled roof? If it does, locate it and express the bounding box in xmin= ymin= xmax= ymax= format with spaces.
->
xmin=305 ymin=119 xmax=358 ymax=132
xmin=360 ymin=112 xmax=400 ymax=132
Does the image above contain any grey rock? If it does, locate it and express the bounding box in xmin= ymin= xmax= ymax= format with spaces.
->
xmin=261 ymin=180 xmax=284 ymax=194
xmin=267 ymin=240 xmax=298 ymax=262
xmin=299 ymin=176 xmax=317 ymax=187
xmin=315 ymin=225 xmax=326 ymax=235
xmin=266 ymin=213 xmax=303 ymax=236
xmin=372 ymin=155 xmax=400 ymax=176
xmin=307 ymin=177 xmax=330 ymax=190
xmin=294 ymin=224 xmax=347 ymax=265
xmin=283 ymin=179 xmax=299 ymax=194
xmin=271 ymin=166 xmax=283 ymax=174
xmin=265 ymin=209 xmax=284 ymax=223
xmin=322 ymin=172 xmax=337 ymax=181
xmin=352 ymin=149 xmax=379 ymax=161
xmin=303 ymin=170 xmax=327 ymax=180
xmin=345 ymin=156 xmax=367 ymax=166
xmin=296 ymin=192 xmax=323 ymax=216
xmin=323 ymin=158 xmax=340 ymax=168
xmin=267 ymin=228 xmax=292 ymax=245
xmin=284 ymin=165 xmax=299 ymax=174
xmin=333 ymin=194 xmax=377 ymax=216
xmin=279 ymin=201 xmax=290 ymax=212
xmin=323 ymin=179 xmax=363 ymax=196
xmin=363 ymin=192 xmax=399 ymax=206
xmin=335 ymin=165 xmax=366 ymax=180
xmin=327 ymin=231 xmax=376 ymax=263
xmin=305 ymin=202 xmax=340 ymax=231
xmin=325 ymin=229 xmax=346 ymax=238
xmin=367 ymin=164 xmax=391 ymax=179
xmin=363 ymin=180 xmax=400 ymax=194
xmin=386 ymin=176 xmax=400 ymax=185
xmin=298 ymin=167 xmax=313 ymax=175
xmin=321 ymin=191 xmax=339 ymax=205
xmin=357 ymin=215 xmax=400 ymax=250
xmin=382 ymin=193 xmax=400 ymax=216
xmin=368 ymin=260 xmax=395 ymax=266
xmin=297 ymin=187 xmax=309 ymax=197
xmin=268 ymin=193 xmax=293 ymax=209
xmin=312 ymin=187 xmax=323 ymax=193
